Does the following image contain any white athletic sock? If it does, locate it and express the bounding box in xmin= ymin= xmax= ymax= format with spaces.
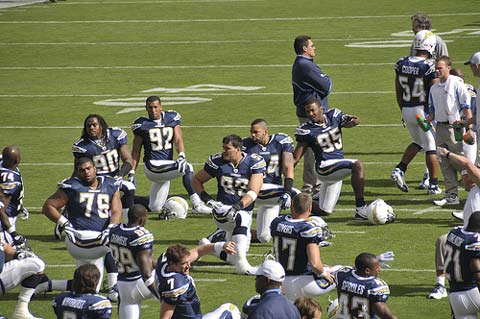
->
xmin=51 ymin=280 xmax=68 ymax=291
xmin=107 ymin=273 xmax=118 ymax=289
xmin=436 ymin=275 xmax=446 ymax=287
xmin=190 ymin=193 xmax=201 ymax=206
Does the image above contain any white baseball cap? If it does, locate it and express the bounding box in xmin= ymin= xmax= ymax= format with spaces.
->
xmin=464 ymin=52 xmax=480 ymax=65
xmin=254 ymin=260 xmax=285 ymax=282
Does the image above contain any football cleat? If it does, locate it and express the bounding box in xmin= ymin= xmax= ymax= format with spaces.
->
xmin=192 ymin=202 xmax=212 ymax=214
xmin=416 ymin=172 xmax=430 ymax=189
xmin=108 ymin=284 xmax=119 ymax=302
xmin=433 ymin=193 xmax=459 ymax=206
xmin=354 ymin=205 xmax=368 ymax=221
xmin=451 ymin=211 xmax=464 ymax=221
xmin=427 ymin=284 xmax=447 ymax=300
xmin=427 ymin=184 xmax=442 ymax=195
xmin=391 ymin=168 xmax=408 ymax=192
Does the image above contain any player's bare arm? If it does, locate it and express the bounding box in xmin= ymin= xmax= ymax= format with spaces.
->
xmin=42 ymin=189 xmax=69 ymax=223
xmin=131 ymin=135 xmax=144 ymax=170
xmin=306 ymin=242 xmax=333 ymax=284
xmin=293 ymin=142 xmax=308 ymax=167
xmin=373 ymin=301 xmax=397 ymax=319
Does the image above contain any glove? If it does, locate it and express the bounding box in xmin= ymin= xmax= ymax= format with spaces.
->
xmin=206 ymin=200 xmax=223 ymax=211
xmin=10 ymin=231 xmax=26 ymax=247
xmin=114 ymin=174 xmax=124 ymax=183
xmin=64 ymin=224 xmax=77 ymax=244
xmin=127 ymin=170 xmax=136 ymax=186
xmin=19 ymin=206 xmax=29 ymax=221
xmin=377 ymin=251 xmax=395 ymax=269
xmin=213 ymin=204 xmax=237 ymax=223
xmin=99 ymin=224 xmax=118 ymax=246
xmin=14 ymin=249 xmax=36 ymax=260
xmin=176 ymin=153 xmax=188 ymax=174
xmin=278 ymin=193 xmax=292 ymax=210
xmin=54 ymin=218 xmax=72 ymax=240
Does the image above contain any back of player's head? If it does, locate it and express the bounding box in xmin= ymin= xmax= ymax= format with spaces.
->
xmin=74 ymin=157 xmax=95 ymax=171
xmin=467 ymin=211 xmax=480 ymax=232
xmin=291 ymin=193 xmax=312 ymax=216
xmin=294 ymin=297 xmax=322 ymax=319
xmin=81 ymin=114 xmax=109 ymax=140
xmin=436 ymin=55 xmax=452 ymax=67
xmin=450 ymin=68 xmax=464 ymax=79
xmin=165 ymin=244 xmax=190 ymax=265
xmin=1 ymin=145 xmax=20 ymax=168
xmin=146 ymin=95 xmax=161 ymax=106
xmin=304 ymin=98 xmax=322 ymax=110
xmin=72 ymin=264 xmax=100 ymax=294
xmin=128 ymin=204 xmax=148 ymax=224
xmin=294 ymin=35 xmax=311 ymax=54
xmin=222 ymin=134 xmax=243 ymax=149
xmin=411 ymin=12 xmax=431 ymax=30
xmin=250 ymin=118 xmax=268 ymax=128
xmin=355 ymin=252 xmax=377 ymax=273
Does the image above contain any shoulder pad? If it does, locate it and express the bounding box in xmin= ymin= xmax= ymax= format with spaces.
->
xmin=58 ymin=178 xmax=74 ymax=189
xmin=89 ymin=298 xmax=112 ymax=311
xmin=206 ymin=153 xmax=222 ymax=169
xmin=295 ymin=126 xmax=311 ymax=136
xmin=161 ymin=278 xmax=190 ymax=300
xmin=276 ymin=134 xmax=294 ymax=145
xmin=130 ymin=232 xmax=154 ymax=247
xmin=299 ymin=224 xmax=322 ymax=238
xmin=72 ymin=144 xmax=87 ymax=154
xmin=369 ymin=280 xmax=390 ymax=296
xmin=111 ymin=127 xmax=128 ymax=140
xmin=166 ymin=110 xmax=182 ymax=122
xmin=466 ymin=241 xmax=480 ymax=252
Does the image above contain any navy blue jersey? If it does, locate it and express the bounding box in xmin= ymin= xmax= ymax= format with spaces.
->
xmin=155 ymin=253 xmax=202 ymax=319
xmin=395 ymin=56 xmax=436 ymax=108
xmin=52 ymin=292 xmax=112 ymax=319
xmin=270 ymin=215 xmax=323 ymax=276
xmin=335 ymin=267 xmax=390 ymax=319
xmin=295 ymin=109 xmax=351 ymax=163
xmin=59 ymin=176 xmax=120 ymax=231
xmin=131 ymin=112 xmax=181 ymax=169
xmin=242 ymin=133 xmax=294 ymax=185
xmin=292 ymin=55 xmax=332 ymax=117
xmin=248 ymin=289 xmax=300 ymax=319
xmin=203 ymin=152 xmax=266 ymax=210
xmin=445 ymin=227 xmax=480 ymax=292
xmin=72 ymin=127 xmax=129 ymax=177
xmin=0 ymin=164 xmax=24 ymax=218
xmin=109 ymin=224 xmax=154 ymax=281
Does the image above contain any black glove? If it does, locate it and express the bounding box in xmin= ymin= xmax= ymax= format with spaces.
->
xmin=10 ymin=231 xmax=26 ymax=247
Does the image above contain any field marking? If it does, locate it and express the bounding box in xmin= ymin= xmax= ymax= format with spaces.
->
xmin=1 ymin=13 xmax=480 ymax=24
xmin=0 ymin=63 xmax=393 ymax=70
xmin=413 ymin=206 xmax=441 ymax=215
xmin=0 ymin=91 xmax=394 ymax=97
xmin=1 ymin=35 xmax=478 ymax=46
xmin=60 ymin=0 xmax=260 ymax=4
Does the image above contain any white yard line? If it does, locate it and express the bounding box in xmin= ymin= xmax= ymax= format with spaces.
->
xmin=1 ymin=13 xmax=480 ymax=23
xmin=413 ymin=206 xmax=442 ymax=215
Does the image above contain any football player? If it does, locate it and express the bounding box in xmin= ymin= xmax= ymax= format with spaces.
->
xmin=41 ymin=157 xmax=122 ymax=294
xmin=131 ymin=95 xmax=211 ymax=216
xmin=334 ymin=253 xmax=397 ymax=319
xmin=72 ymin=114 xmax=136 ymax=219
xmin=0 ymin=146 xmax=27 ymax=247
xmin=445 ymin=211 xmax=480 ymax=318
xmin=293 ymin=99 xmax=368 ymax=219
xmin=390 ymin=30 xmax=440 ymax=195
xmin=71 ymin=114 xmax=135 ymax=301
xmin=270 ymin=192 xmax=335 ymax=301
xmin=156 ymin=243 xmax=241 ymax=319
xmin=108 ymin=204 xmax=159 ymax=319
xmin=0 ymin=237 xmax=49 ymax=319
xmin=192 ymin=134 xmax=266 ymax=275
xmin=242 ymin=118 xmax=298 ymax=243
xmin=52 ymin=264 xmax=112 ymax=319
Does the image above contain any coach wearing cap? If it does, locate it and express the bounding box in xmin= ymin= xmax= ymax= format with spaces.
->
xmin=247 ymin=260 xmax=301 ymax=319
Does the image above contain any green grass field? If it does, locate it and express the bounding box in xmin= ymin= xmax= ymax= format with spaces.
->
xmin=1 ymin=0 xmax=479 ymax=318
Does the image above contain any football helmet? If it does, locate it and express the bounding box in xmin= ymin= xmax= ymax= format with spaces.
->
xmin=307 ymin=216 xmax=335 ymax=245
xmin=366 ymin=199 xmax=396 ymax=225
xmin=413 ymin=30 xmax=436 ymax=56
xmin=159 ymin=196 xmax=189 ymax=220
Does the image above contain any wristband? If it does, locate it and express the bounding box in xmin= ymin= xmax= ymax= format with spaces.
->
xmin=446 ymin=152 xmax=451 ymax=159
xmin=128 ymin=169 xmax=135 ymax=175
xmin=246 ymin=190 xmax=257 ymax=202
xmin=144 ymin=276 xmax=155 ymax=286
xmin=178 ymin=152 xmax=185 ymax=158
xmin=7 ymin=226 xmax=15 ymax=234
xmin=214 ymin=242 xmax=225 ymax=254
xmin=284 ymin=177 xmax=294 ymax=194
xmin=57 ymin=215 xmax=69 ymax=227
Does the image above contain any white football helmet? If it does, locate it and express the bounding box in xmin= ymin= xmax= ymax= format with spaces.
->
xmin=307 ymin=216 xmax=335 ymax=245
xmin=327 ymin=297 xmax=339 ymax=319
xmin=366 ymin=199 xmax=396 ymax=225
xmin=413 ymin=30 xmax=436 ymax=56
xmin=159 ymin=196 xmax=189 ymax=220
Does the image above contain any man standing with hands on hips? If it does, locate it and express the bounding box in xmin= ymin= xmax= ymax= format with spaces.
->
xmin=292 ymin=35 xmax=332 ymax=195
